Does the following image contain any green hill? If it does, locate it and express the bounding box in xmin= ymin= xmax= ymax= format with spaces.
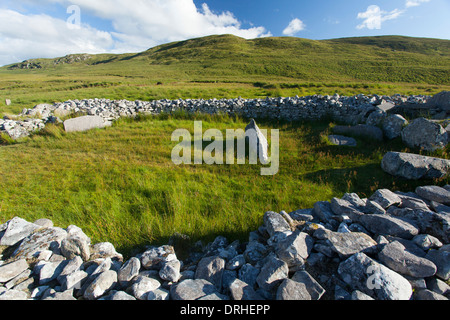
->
xmin=1 ymin=34 xmax=449 ymax=114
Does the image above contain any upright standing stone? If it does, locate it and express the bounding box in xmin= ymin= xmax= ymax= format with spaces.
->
xmin=245 ymin=119 xmax=269 ymax=164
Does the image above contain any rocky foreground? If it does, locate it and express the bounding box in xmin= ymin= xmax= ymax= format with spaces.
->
xmin=1 ymin=185 xmax=449 ymax=301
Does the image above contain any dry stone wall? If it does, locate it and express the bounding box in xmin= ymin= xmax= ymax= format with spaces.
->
xmin=0 ymin=93 xmax=442 ymax=140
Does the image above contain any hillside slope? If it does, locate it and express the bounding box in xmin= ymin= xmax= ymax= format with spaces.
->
xmin=1 ymin=34 xmax=449 ymax=114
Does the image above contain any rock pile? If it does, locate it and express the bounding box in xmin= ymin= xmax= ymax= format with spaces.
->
xmin=1 ymin=185 xmax=449 ymax=300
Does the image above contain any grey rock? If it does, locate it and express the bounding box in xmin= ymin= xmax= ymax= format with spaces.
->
xmin=275 ymin=230 xmax=314 ymax=267
xmin=351 ymin=290 xmax=375 ymax=300
xmin=100 ymin=290 xmax=136 ymax=300
xmin=0 ymin=217 xmax=41 ymax=246
xmin=83 ymin=270 xmax=118 ymax=300
xmin=313 ymin=229 xmax=378 ymax=259
xmin=60 ymin=236 xmax=90 ymax=261
xmin=226 ymin=254 xmax=246 ymax=270
xmin=198 ymin=292 xmax=229 ymax=300
xmin=90 ymin=242 xmax=123 ymax=262
xmin=43 ymin=289 xmax=76 ymax=301
xmin=416 ymin=185 xmax=450 ymax=205
xmin=0 ymin=289 xmax=29 ymax=300
xmin=159 ymin=259 xmax=181 ymax=283
xmin=4 ymin=269 xmax=32 ymax=289
xmin=229 ymin=278 xmax=264 ymax=300
xmin=60 ymin=270 xmax=88 ymax=291
xmin=117 ymin=257 xmax=141 ymax=287
xmin=382 ymin=114 xmax=408 ymax=140
xmin=244 ymin=240 xmax=269 ymax=265
xmin=338 ymin=252 xmax=413 ymax=300
xmin=427 ymin=91 xmax=450 ymax=111
xmin=397 ymin=193 xmax=430 ymax=211
xmin=426 ymin=248 xmax=450 ymax=281
xmin=426 ymin=277 xmax=450 ymax=296
xmin=332 ymin=124 xmax=383 ymax=141
xmin=57 ymin=256 xmax=83 ymax=283
xmin=366 ymin=108 xmax=387 ymax=127
xmin=365 ymin=200 xmax=386 ymax=215
xmin=276 ymin=279 xmax=311 ymax=300
xmin=12 ymin=226 xmax=67 ymax=260
xmin=313 ymin=201 xmax=335 ymax=223
xmin=66 ymin=225 xmax=91 ymax=244
xmin=238 ymin=264 xmax=260 ymax=288
xmin=412 ymin=234 xmax=443 ymax=251
xmin=140 ymin=245 xmax=176 ymax=270
xmin=195 ymin=256 xmax=225 ymax=290
xmin=147 ymin=288 xmax=169 ymax=300
xmin=128 ymin=275 xmax=161 ymax=300
xmin=289 ymin=209 xmax=314 ymax=222
xmin=414 ymin=289 xmax=448 ymax=300
xmin=64 ymin=115 xmax=110 ymax=133
xmin=171 ymin=279 xmax=219 ymax=300
xmin=291 ymin=270 xmax=326 ymax=300
xmin=369 ymin=189 xmax=402 ymax=209
xmin=0 ymin=259 xmax=29 ymax=283
xmin=337 ymin=222 xmax=351 ymax=233
xmin=402 ymin=117 xmax=448 ymax=151
xmin=378 ymin=241 xmax=437 ymax=278
xmin=256 ymin=257 xmax=289 ymax=292
xmin=328 ymin=135 xmax=357 ymax=147
xmin=31 ymin=286 xmax=51 ymax=300
xmin=33 ymin=219 xmax=53 ymax=228
xmin=382 ymin=152 xmax=450 ymax=180
xmin=330 ymin=198 xmax=364 ymax=222
xmin=360 ymin=214 xmax=419 ymax=239
xmin=38 ymin=260 xmax=68 ymax=285
xmin=342 ymin=193 xmax=367 ymax=208
xmin=263 ymin=211 xmax=291 ymax=237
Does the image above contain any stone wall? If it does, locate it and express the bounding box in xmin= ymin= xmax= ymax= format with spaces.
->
xmin=0 ymin=93 xmax=437 ymax=141
xmin=1 ymin=185 xmax=449 ymax=301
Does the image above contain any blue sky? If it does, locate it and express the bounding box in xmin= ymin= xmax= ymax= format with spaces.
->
xmin=0 ymin=0 xmax=449 ymax=66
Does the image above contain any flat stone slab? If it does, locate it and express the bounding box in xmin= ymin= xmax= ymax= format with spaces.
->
xmin=332 ymin=124 xmax=383 ymax=141
xmin=314 ymin=229 xmax=378 ymax=259
xmin=328 ymin=135 xmax=357 ymax=147
xmin=0 ymin=259 xmax=29 ymax=283
xmin=64 ymin=116 xmax=110 ymax=133
xmin=382 ymin=152 xmax=450 ymax=180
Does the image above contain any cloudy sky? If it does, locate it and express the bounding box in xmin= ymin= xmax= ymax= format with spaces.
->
xmin=0 ymin=0 xmax=449 ymax=66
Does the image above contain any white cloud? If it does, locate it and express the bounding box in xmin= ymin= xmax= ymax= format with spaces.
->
xmin=0 ymin=9 xmax=114 ymax=65
xmin=405 ymin=0 xmax=431 ymax=8
xmin=0 ymin=0 xmax=271 ymax=66
xmin=357 ymin=5 xmax=404 ymax=30
xmin=282 ymin=18 xmax=306 ymax=36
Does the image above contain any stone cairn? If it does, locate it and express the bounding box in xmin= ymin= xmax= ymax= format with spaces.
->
xmin=0 ymin=185 xmax=449 ymax=301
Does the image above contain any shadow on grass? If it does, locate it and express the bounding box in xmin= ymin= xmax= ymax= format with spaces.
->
xmin=301 ymin=163 xmax=449 ymax=200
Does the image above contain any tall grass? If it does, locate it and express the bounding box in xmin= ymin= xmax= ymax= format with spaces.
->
xmin=0 ymin=113 xmax=447 ymax=257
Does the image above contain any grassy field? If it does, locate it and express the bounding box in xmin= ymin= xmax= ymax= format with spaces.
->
xmin=1 ymin=112 xmax=448 ymax=257
xmin=0 ymin=35 xmax=449 ymax=116
xmin=0 ymin=34 xmax=449 ymax=257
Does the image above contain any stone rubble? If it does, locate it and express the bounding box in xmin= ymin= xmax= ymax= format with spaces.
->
xmin=1 ymin=184 xmax=449 ymax=301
